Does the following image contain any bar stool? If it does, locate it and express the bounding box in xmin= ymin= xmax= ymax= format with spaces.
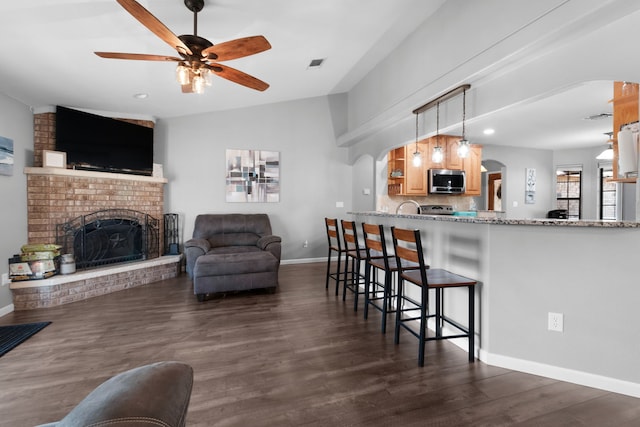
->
xmin=361 ymin=223 xmax=398 ymax=333
xmin=324 ymin=218 xmax=344 ymax=296
xmin=341 ymin=220 xmax=367 ymax=311
xmin=391 ymin=226 xmax=477 ymax=367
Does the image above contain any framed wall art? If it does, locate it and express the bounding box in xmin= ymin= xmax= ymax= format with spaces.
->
xmin=225 ymin=149 xmax=280 ymax=202
xmin=525 ymin=167 xmax=536 ymax=204
xmin=0 ymin=136 xmax=14 ymax=176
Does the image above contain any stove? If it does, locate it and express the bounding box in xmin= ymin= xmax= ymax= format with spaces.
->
xmin=419 ymin=204 xmax=454 ymax=215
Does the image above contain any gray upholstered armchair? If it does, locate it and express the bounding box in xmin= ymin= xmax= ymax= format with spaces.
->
xmin=185 ymin=214 xmax=281 ymax=301
xmin=36 ymin=361 xmax=193 ymax=427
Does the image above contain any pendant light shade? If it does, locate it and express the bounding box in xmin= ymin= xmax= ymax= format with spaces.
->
xmin=596 ymin=133 xmax=615 ymax=160
xmin=457 ymin=88 xmax=470 ymax=158
xmin=432 ymin=102 xmax=443 ymax=163
xmin=457 ymin=140 xmax=470 ymax=158
xmin=412 ymin=112 xmax=422 ymax=167
xmin=596 ymin=143 xmax=614 ymax=160
xmin=432 ymin=146 xmax=444 ymax=163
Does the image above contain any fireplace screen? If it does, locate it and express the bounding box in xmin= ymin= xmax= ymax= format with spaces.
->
xmin=56 ymin=209 xmax=159 ymax=270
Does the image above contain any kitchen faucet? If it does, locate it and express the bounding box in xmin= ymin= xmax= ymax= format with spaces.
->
xmin=395 ymin=199 xmax=421 ymax=214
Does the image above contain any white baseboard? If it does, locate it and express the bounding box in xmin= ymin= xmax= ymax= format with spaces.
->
xmin=415 ymin=318 xmax=640 ymax=398
xmin=484 ymin=352 xmax=640 ymax=398
xmin=0 ymin=303 xmax=15 ymax=318
xmin=281 ymin=257 xmax=326 ymax=265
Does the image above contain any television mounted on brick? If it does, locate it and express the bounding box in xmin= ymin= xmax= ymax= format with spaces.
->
xmin=55 ymin=106 xmax=153 ymax=176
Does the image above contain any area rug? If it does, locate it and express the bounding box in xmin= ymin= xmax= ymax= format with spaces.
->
xmin=0 ymin=321 xmax=51 ymax=357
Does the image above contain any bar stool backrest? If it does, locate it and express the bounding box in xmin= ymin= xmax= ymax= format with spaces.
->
xmin=325 ymin=218 xmax=342 ymax=252
xmin=391 ymin=227 xmax=429 ymax=285
xmin=341 ymin=220 xmax=360 ymax=252
xmin=362 ymin=223 xmax=391 ymax=268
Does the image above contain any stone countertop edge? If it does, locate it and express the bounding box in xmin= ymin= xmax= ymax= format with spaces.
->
xmin=348 ymin=211 xmax=640 ymax=228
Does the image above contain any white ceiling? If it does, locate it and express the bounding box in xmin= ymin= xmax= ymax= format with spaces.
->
xmin=466 ymin=81 xmax=614 ymax=151
xmin=0 ymin=0 xmax=441 ymax=119
xmin=0 ymin=0 xmax=619 ymax=152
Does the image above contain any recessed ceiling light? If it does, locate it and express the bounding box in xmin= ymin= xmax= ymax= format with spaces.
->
xmin=483 ymin=128 xmax=495 ymax=135
xmin=133 ymin=93 xmax=148 ymax=99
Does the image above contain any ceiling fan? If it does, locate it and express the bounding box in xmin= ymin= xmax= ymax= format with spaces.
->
xmin=95 ymin=0 xmax=271 ymax=93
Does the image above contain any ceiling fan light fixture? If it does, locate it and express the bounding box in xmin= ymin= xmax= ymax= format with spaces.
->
xmin=97 ymin=0 xmax=271 ymax=94
xmin=192 ymin=73 xmax=206 ymax=94
xmin=176 ymin=63 xmax=191 ymax=85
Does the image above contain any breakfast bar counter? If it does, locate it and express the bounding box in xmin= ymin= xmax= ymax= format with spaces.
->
xmin=349 ymin=210 xmax=640 ymax=227
xmin=348 ymin=211 xmax=640 ymax=397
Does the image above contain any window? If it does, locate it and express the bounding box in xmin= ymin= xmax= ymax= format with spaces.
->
xmin=556 ymin=167 xmax=582 ymax=219
xmin=600 ymin=168 xmax=617 ymax=220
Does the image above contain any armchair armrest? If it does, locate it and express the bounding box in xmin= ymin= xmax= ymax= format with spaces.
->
xmin=185 ymin=238 xmax=211 ymax=253
xmin=257 ymin=235 xmax=282 ymax=262
xmin=257 ymin=235 xmax=281 ymax=250
xmin=185 ymin=238 xmax=211 ymax=278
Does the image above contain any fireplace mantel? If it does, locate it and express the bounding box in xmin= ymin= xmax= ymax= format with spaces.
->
xmin=24 ymin=167 xmax=168 ymax=184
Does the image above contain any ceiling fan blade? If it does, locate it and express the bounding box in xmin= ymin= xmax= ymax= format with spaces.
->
xmin=207 ymin=63 xmax=269 ymax=91
xmin=95 ymin=52 xmax=182 ymax=61
xmin=202 ymin=36 xmax=271 ymax=61
xmin=116 ymin=0 xmax=192 ymax=55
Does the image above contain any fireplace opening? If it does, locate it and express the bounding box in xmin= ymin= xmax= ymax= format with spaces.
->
xmin=57 ymin=209 xmax=159 ymax=270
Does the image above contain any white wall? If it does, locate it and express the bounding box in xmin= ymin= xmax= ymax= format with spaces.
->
xmin=0 ymin=94 xmax=32 ymax=312
xmin=482 ymin=145 xmax=554 ymax=219
xmin=352 ymin=154 xmax=375 ymax=212
xmin=156 ymin=96 xmax=352 ymax=261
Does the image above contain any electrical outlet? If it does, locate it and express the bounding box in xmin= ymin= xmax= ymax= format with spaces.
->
xmin=303 ymin=240 xmax=308 ymax=248
xmin=1 ymin=272 xmax=9 ymax=286
xmin=548 ymin=312 xmax=564 ymax=332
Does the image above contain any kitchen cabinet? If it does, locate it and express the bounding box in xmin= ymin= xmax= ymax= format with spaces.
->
xmin=462 ymin=144 xmax=482 ymax=196
xmin=444 ymin=136 xmax=464 ymax=170
xmin=387 ymin=135 xmax=482 ymax=196
xmin=387 ymin=147 xmax=405 ymax=195
xmin=611 ymin=81 xmax=638 ymax=182
xmin=404 ymin=141 xmax=428 ymax=195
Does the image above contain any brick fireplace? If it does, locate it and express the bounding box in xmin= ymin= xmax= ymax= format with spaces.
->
xmin=28 ymin=112 xmax=164 ymax=246
xmin=9 ymin=111 xmax=181 ymax=310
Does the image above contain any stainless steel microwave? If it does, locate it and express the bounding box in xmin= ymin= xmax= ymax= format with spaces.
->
xmin=428 ymin=169 xmax=466 ymax=194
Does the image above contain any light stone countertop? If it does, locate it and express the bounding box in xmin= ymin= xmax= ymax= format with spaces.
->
xmin=348 ymin=211 xmax=640 ymax=228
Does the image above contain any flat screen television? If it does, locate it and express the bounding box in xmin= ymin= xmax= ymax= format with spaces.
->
xmin=55 ymin=106 xmax=154 ymax=176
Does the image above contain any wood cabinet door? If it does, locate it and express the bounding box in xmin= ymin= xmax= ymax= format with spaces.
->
xmin=463 ymin=145 xmax=482 ymax=196
xmin=445 ymin=136 xmax=463 ymax=170
xmin=404 ymin=143 xmax=427 ymax=194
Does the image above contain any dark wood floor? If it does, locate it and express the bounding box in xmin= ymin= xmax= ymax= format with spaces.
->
xmin=1 ymin=262 xmax=639 ymax=426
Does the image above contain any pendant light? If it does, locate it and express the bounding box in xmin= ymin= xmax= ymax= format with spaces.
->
xmin=432 ymin=102 xmax=444 ymax=163
xmin=457 ymin=88 xmax=470 ymax=158
xmin=412 ymin=112 xmax=422 ymax=167
xmin=596 ymin=134 xmax=614 ymax=160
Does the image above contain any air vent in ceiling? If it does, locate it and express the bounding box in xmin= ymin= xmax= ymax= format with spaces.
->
xmin=584 ymin=113 xmax=613 ymax=120
xmin=308 ymin=58 xmax=325 ymax=69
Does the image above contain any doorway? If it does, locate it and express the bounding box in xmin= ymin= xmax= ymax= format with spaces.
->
xmin=488 ymin=172 xmax=502 ymax=211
